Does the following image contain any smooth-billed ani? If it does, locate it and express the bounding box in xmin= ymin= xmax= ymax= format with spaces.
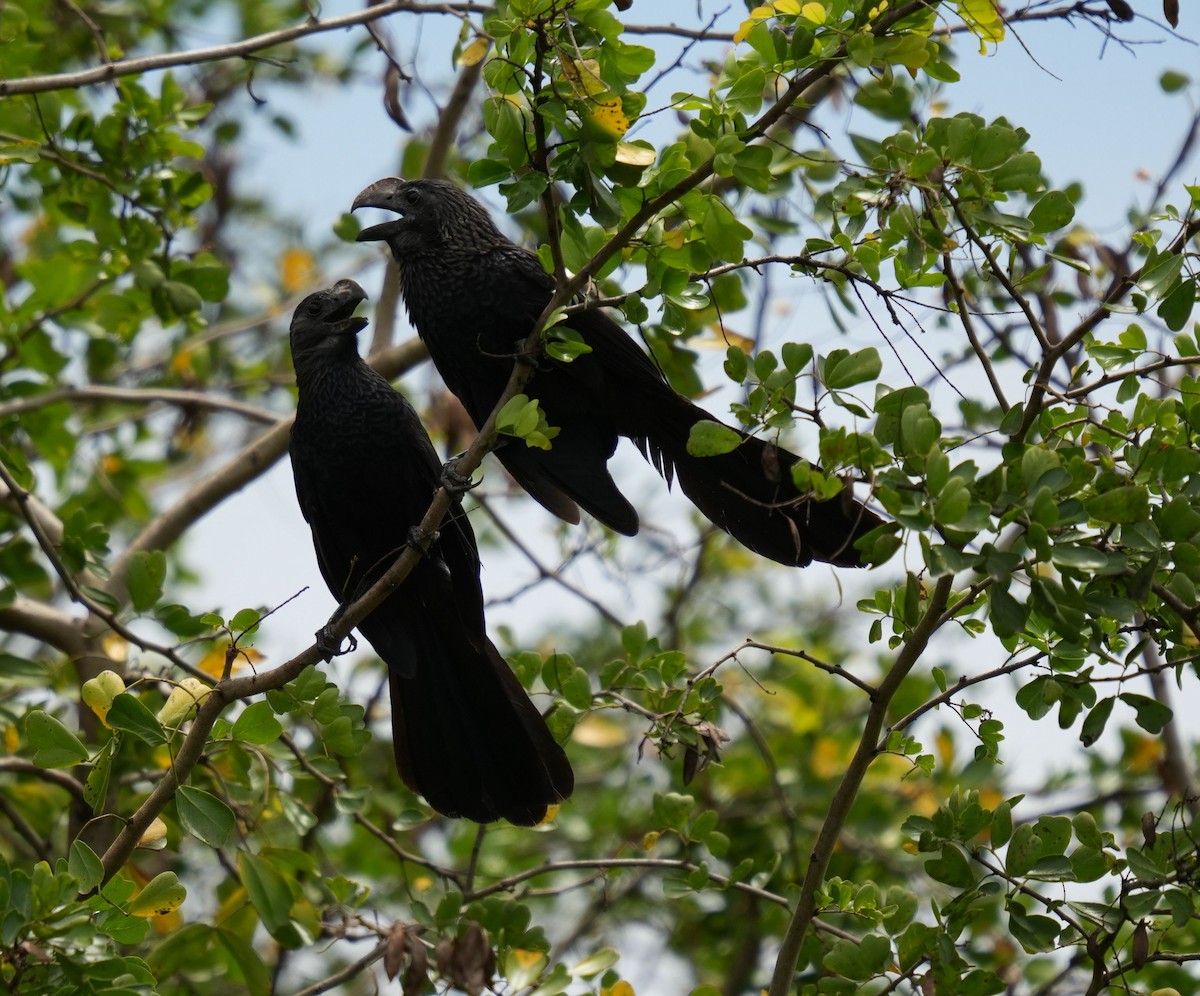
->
xmin=288 ymin=278 xmax=573 ymax=824
xmin=352 ymin=177 xmax=882 ymax=568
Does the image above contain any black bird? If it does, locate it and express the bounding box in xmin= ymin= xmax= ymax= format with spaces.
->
xmin=353 ymin=178 xmax=882 ymax=568
xmin=288 ymin=279 xmax=573 ymax=824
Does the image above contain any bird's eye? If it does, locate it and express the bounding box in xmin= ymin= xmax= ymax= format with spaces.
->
xmin=306 ymin=300 xmax=323 ymax=316
xmin=403 ymin=187 xmax=421 ymax=206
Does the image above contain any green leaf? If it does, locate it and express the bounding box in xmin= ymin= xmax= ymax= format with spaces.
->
xmin=1085 ymin=486 xmax=1149 ymax=524
xmin=176 ymin=786 xmax=235 ymax=847
xmin=466 ymin=158 xmax=513 ymax=187
xmin=561 ymin=667 xmax=593 ymax=709
xmin=69 ymin=840 xmax=104 ymax=892
xmin=990 ymin=799 xmax=1014 ymax=848
xmin=231 ymin=701 xmax=283 ymax=745
xmin=26 ymin=711 xmax=90 ymax=767
xmin=1005 ymin=823 xmax=1041 ymax=876
xmin=571 ymin=946 xmax=619 ymax=978
xmin=215 ymin=926 xmax=273 ymax=996
xmin=1079 ymin=697 xmax=1114 ymax=747
xmin=127 ymin=550 xmax=167 ymax=612
xmin=85 ymin=740 xmax=116 ymax=813
xmin=988 ymin=586 xmax=1025 ymax=638
xmin=1119 ymin=692 xmax=1172 ymax=734
xmin=723 ymin=67 xmax=766 ymax=114
xmin=238 ymin=851 xmax=300 ymax=946
xmin=505 ymin=948 xmax=549 ymax=989
xmin=1157 ymin=276 xmax=1196 ymax=332
xmin=107 ymin=693 xmax=168 ymax=746
xmin=823 ymin=934 xmax=891 ymax=980
xmin=1027 ymin=190 xmax=1075 ymax=233
xmin=781 ymin=341 xmax=813 ymax=373
xmin=1160 ymin=70 xmax=1191 ymax=93
xmin=1008 ymin=905 xmax=1060 ymax=953
xmin=687 ymin=421 xmax=743 ymax=457
xmin=925 ymin=844 xmax=974 ymax=887
xmin=971 ymin=124 xmax=1023 ymax=170
xmin=823 ymin=347 xmax=882 ymax=390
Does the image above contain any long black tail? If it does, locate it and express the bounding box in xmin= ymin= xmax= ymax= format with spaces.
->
xmin=641 ymin=399 xmax=882 ymax=568
xmin=361 ymin=614 xmax=573 ymax=825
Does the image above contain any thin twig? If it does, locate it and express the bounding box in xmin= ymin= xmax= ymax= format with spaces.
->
xmin=0 ymin=2 xmax=489 ymax=96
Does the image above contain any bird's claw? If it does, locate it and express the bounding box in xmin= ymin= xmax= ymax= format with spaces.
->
xmin=407 ymin=525 xmax=438 ymax=553
xmin=440 ymin=457 xmax=479 ymax=497
xmin=315 ymin=624 xmax=357 ymax=662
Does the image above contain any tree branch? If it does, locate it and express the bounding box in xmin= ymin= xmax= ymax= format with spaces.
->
xmin=0 ymin=385 xmax=279 ymax=425
xmin=768 ymin=573 xmax=954 ymax=996
xmin=0 ymin=596 xmax=86 ymax=657
xmin=0 ymin=2 xmax=489 ymax=96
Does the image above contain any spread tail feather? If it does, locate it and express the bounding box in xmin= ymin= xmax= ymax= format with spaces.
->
xmin=645 ymin=406 xmax=882 ymax=568
xmin=367 ymin=614 xmax=573 ymax=825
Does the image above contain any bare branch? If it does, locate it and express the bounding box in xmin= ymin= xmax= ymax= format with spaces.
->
xmin=0 ymin=758 xmax=89 ymax=806
xmin=0 ymin=385 xmax=279 ymax=425
xmin=0 ymin=2 xmax=489 ymax=97
xmin=290 ymin=939 xmax=390 ymax=996
xmin=0 ymin=596 xmax=85 ymax=657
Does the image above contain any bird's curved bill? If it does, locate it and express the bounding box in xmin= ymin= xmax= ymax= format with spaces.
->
xmin=327 ymin=280 xmax=370 ymax=333
xmin=355 ymin=220 xmax=405 ymax=243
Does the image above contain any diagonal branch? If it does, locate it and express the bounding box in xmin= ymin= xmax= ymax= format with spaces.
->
xmin=768 ymin=574 xmax=954 ymax=996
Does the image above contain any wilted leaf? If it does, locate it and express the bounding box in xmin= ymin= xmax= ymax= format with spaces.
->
xmin=128 ymin=871 xmax=186 ymax=918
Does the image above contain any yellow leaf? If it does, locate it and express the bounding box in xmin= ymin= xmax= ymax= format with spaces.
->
xmin=457 ymin=36 xmax=491 ymax=67
xmin=5 ymin=724 xmax=19 ymax=754
xmin=1127 ymin=735 xmax=1161 ymax=774
xmin=586 ymin=96 xmax=629 ymax=139
xmin=196 ymin=643 xmax=262 ymax=679
xmin=168 ymin=345 xmax=196 ymax=379
xmin=102 ymin=633 xmax=129 ymax=663
xmin=691 ymin=324 xmax=756 ymax=352
xmin=615 ymin=141 xmax=656 ymax=167
xmin=642 ymin=831 xmax=660 ymax=850
xmin=733 ymin=6 xmax=774 ymax=44
xmin=157 ymin=677 xmax=211 ymax=727
xmin=603 ymin=982 xmax=635 ymax=996
xmin=510 ymin=949 xmax=545 ymax=972
xmin=572 ymin=713 xmax=628 ymax=747
xmin=138 ymin=817 xmax=169 ymax=847
xmin=773 ymin=0 xmax=803 ymax=13
xmin=957 ymin=0 xmax=1005 ymax=49
xmin=801 ymin=2 xmax=827 ymax=24
xmin=935 ymin=728 xmax=954 ymax=768
xmin=280 ymin=247 xmax=318 ymax=294
xmin=810 ymin=734 xmax=855 ymax=779
xmin=662 ymin=228 xmax=686 ymax=250
xmin=128 ymin=871 xmax=186 ymax=918
xmin=81 ymin=670 xmax=126 ymax=726
xmin=562 ymin=57 xmax=606 ymax=97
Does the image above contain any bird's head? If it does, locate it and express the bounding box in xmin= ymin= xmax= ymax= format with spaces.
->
xmin=352 ymin=177 xmax=505 ymax=255
xmin=289 ymin=279 xmax=369 ymax=364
